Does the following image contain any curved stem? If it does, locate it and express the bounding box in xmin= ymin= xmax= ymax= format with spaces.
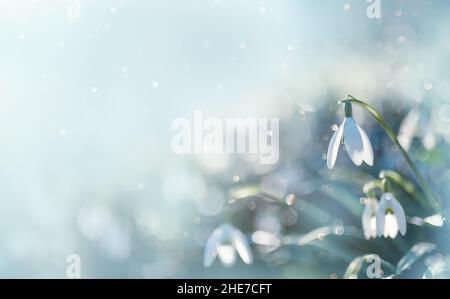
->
xmin=380 ymin=170 xmax=431 ymax=211
xmin=342 ymin=95 xmax=441 ymax=212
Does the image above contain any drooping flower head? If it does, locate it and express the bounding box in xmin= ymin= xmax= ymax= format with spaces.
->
xmin=362 ymin=197 xmax=378 ymax=240
xmin=376 ymin=192 xmax=407 ymax=239
xmin=327 ymin=101 xmax=374 ymax=169
xmin=203 ymin=223 xmax=253 ymax=268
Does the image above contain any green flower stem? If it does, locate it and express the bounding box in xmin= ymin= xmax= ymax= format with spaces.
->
xmin=363 ymin=180 xmax=383 ymax=195
xmin=341 ymin=95 xmax=441 ymax=212
xmin=381 ymin=178 xmax=391 ymax=193
xmin=379 ymin=170 xmax=431 ymax=211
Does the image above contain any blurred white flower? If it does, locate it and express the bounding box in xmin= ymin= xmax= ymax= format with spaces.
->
xmin=409 ymin=214 xmax=444 ymax=227
xmin=398 ymin=106 xmax=444 ymax=151
xmin=424 ymin=214 xmax=445 ymax=227
xmin=376 ymin=193 xmax=407 ymax=239
xmin=203 ymin=224 xmax=253 ymax=268
xmin=327 ymin=102 xmax=373 ymax=169
xmin=398 ymin=107 xmax=421 ymax=151
xmin=362 ymin=198 xmax=378 ymax=240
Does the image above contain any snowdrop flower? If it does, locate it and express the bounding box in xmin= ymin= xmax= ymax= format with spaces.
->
xmin=398 ymin=106 xmax=445 ymax=151
xmin=327 ymin=101 xmax=374 ymax=169
xmin=362 ymin=198 xmax=378 ymax=240
xmin=203 ymin=223 xmax=253 ymax=268
xmin=398 ymin=107 xmax=421 ymax=151
xmin=376 ymin=193 xmax=407 ymax=238
xmin=411 ymin=214 xmax=446 ymax=227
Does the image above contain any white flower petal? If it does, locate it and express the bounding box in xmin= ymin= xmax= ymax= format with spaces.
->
xmin=203 ymin=227 xmax=225 ymax=267
xmin=343 ymin=117 xmax=364 ymax=166
xmin=376 ymin=196 xmax=388 ymax=237
xmin=398 ymin=108 xmax=420 ymax=151
xmin=327 ymin=120 xmax=345 ymax=169
xmin=362 ymin=205 xmax=372 ymax=240
xmin=424 ymin=214 xmax=445 ymax=227
xmin=362 ymin=199 xmax=377 ymax=240
xmin=356 ymin=124 xmax=374 ymax=166
xmin=385 ymin=214 xmax=399 ymax=239
xmin=232 ymin=228 xmax=253 ymax=265
xmin=217 ymin=245 xmax=237 ymax=267
xmin=422 ymin=131 xmax=436 ymax=150
xmin=390 ymin=195 xmax=407 ymax=236
xmin=370 ymin=217 xmax=377 ymax=238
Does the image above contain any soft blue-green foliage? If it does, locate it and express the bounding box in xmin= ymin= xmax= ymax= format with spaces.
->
xmin=0 ymin=0 xmax=449 ymax=278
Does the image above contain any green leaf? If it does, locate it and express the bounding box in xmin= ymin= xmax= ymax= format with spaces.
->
xmin=227 ymin=184 xmax=260 ymax=202
xmin=379 ymin=170 xmax=415 ymax=193
xmin=397 ymin=242 xmax=437 ymax=274
xmin=423 ymin=255 xmax=450 ymax=279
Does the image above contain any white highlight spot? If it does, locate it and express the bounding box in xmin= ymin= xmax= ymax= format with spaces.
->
xmin=398 ymin=36 xmax=406 ymax=44
xmin=259 ymin=6 xmax=267 ymax=15
xmin=237 ymin=42 xmax=247 ymax=49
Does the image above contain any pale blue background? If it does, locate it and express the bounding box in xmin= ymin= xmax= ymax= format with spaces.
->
xmin=0 ymin=0 xmax=449 ymax=278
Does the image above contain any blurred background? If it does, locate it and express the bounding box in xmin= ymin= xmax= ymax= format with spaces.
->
xmin=0 ymin=0 xmax=449 ymax=278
